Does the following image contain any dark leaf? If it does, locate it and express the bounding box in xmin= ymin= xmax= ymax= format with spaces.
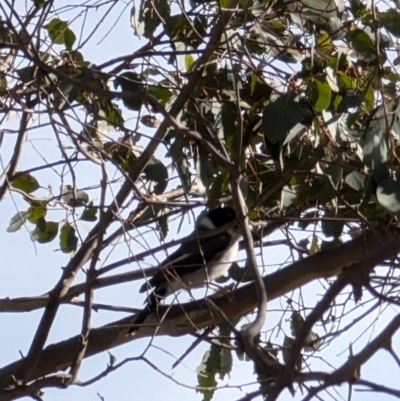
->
xmin=228 ymin=262 xmax=253 ymax=283
xmin=0 ymin=73 xmax=7 ymax=90
xmin=81 ymin=202 xmax=98 ymax=222
xmin=282 ymin=335 xmax=302 ymax=371
xmin=290 ymin=311 xmax=305 ymax=337
xmin=197 ymin=343 xmax=232 ymax=401
xmin=114 ymin=72 xmax=144 ymax=111
xmin=17 ymin=66 xmax=37 ymax=83
xmin=31 ymin=221 xmax=59 ymax=244
xmin=321 ymin=210 xmax=344 ymax=238
xmin=262 ymin=93 xmax=306 ymax=144
xmin=131 ymin=2 xmax=145 ymax=38
xmin=144 ymin=157 xmax=169 ymax=195
xmin=165 ymin=14 xmax=190 ymax=40
xmin=132 ymin=0 xmax=170 ymax=39
xmin=141 ymin=115 xmax=161 ymax=128
xmin=346 ymin=28 xmax=375 ymax=58
xmin=221 ymin=102 xmax=238 ymax=155
xmin=32 ymin=0 xmax=46 ymax=7
xmin=136 ymin=205 xmax=170 ymax=240
xmin=379 ymin=9 xmax=400 ymax=38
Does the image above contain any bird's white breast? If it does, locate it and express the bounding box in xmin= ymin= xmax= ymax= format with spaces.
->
xmin=166 ymin=236 xmax=240 ymax=295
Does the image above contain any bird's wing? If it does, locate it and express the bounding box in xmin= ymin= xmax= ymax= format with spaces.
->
xmin=139 ymin=232 xmax=232 ymax=293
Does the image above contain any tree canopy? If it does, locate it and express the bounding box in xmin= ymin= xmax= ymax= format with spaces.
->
xmin=2 ymin=0 xmax=400 ymax=400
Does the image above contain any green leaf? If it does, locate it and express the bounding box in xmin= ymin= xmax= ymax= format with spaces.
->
xmin=197 ymin=343 xmax=232 ymax=401
xmin=349 ymin=0 xmax=366 ymax=18
xmin=99 ymin=100 xmax=124 ymax=127
xmin=7 ymin=211 xmax=30 ymax=233
xmin=364 ymin=88 xmax=375 ymax=112
xmin=81 ymin=202 xmax=98 ymax=222
xmin=59 ymin=223 xmax=78 ymax=253
xmin=316 ymin=31 xmax=334 ymax=54
xmin=27 ymin=204 xmax=47 ymax=223
xmin=147 ymin=86 xmax=173 ymax=108
xmin=249 ymin=72 xmax=258 ymax=95
xmin=46 ymin=18 xmax=76 ymax=50
xmin=290 ymin=311 xmax=305 ymax=337
xmin=185 ymin=54 xmax=195 ymax=72
xmin=379 ymin=9 xmax=400 ymax=38
xmin=314 ymin=79 xmax=331 ymax=112
xmin=165 ymin=15 xmax=189 ymax=40
xmin=17 ymin=66 xmax=37 ymax=83
xmin=0 ymin=72 xmax=7 ymax=90
xmin=11 ymin=173 xmax=40 ymax=193
xmin=337 ymin=72 xmax=357 ymax=89
xmin=347 ymin=28 xmax=375 ymax=57
xmin=31 ymin=221 xmax=59 ymax=243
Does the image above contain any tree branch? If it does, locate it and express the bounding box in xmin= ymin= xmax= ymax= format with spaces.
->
xmin=1 ymin=227 xmax=398 ymax=394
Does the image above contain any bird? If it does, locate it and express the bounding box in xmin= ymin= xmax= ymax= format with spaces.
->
xmin=128 ymin=206 xmax=241 ymax=335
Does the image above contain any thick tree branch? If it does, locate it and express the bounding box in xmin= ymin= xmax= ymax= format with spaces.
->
xmin=1 ymin=227 xmax=399 ymax=395
xmin=13 ymin=0 xmax=241 ymax=383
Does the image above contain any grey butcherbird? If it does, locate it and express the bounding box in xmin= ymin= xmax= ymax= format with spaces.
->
xmin=129 ymin=207 xmax=241 ymax=335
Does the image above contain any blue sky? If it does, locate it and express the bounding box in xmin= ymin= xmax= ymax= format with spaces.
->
xmin=1 ymin=1 xmax=400 ymax=401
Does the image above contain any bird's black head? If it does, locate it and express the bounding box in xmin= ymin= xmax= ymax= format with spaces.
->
xmin=197 ymin=207 xmax=236 ymax=230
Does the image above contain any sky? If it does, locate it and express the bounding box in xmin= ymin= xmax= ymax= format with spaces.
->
xmin=1 ymin=1 xmax=400 ymax=401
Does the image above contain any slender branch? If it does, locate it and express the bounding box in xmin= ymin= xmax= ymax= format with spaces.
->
xmin=1 ymin=226 xmax=398 ymax=392
xmin=14 ymin=0 xmax=241 ymax=383
xmin=0 ymin=112 xmax=30 ymax=200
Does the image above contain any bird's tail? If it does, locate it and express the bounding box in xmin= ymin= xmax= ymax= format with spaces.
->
xmin=128 ymin=288 xmax=166 ymax=336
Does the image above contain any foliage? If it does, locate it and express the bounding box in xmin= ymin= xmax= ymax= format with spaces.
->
xmin=1 ymin=0 xmax=400 ymax=401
